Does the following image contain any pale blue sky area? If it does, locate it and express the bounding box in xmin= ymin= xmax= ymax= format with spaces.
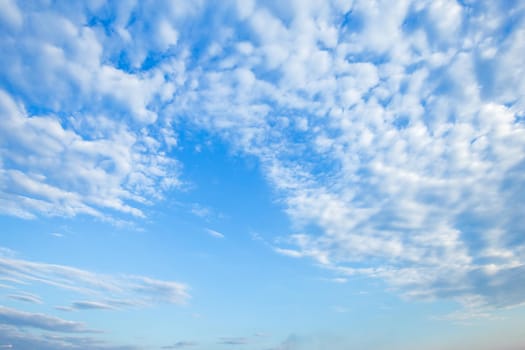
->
xmin=1 ymin=1 xmax=525 ymax=349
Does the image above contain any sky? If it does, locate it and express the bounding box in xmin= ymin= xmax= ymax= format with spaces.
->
xmin=0 ymin=0 xmax=525 ymax=349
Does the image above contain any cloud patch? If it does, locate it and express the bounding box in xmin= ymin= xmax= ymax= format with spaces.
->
xmin=0 ymin=248 xmax=190 ymax=308
xmin=1 ymin=0 xmax=524 ymax=318
xmin=161 ymin=341 xmax=198 ymax=349
xmin=0 ymin=306 xmax=90 ymax=333
xmin=6 ymin=292 xmax=42 ymax=304
xmin=71 ymin=301 xmax=115 ymax=311
xmin=168 ymin=0 xmax=525 ymax=315
xmin=0 ymin=90 xmax=180 ymax=221
xmin=206 ymin=228 xmax=225 ymax=239
xmin=0 ymin=324 xmax=138 ymax=350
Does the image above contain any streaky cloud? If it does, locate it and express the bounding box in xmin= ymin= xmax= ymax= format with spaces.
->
xmin=7 ymin=293 xmax=42 ymax=304
xmin=161 ymin=341 xmax=198 ymax=349
xmin=71 ymin=301 xmax=115 ymax=311
xmin=0 ymin=306 xmax=91 ymax=333
xmin=0 ymin=248 xmax=190 ymax=308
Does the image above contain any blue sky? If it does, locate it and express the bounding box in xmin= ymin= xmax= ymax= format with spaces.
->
xmin=1 ymin=0 xmax=525 ymax=349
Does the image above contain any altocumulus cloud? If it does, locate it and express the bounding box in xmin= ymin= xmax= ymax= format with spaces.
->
xmin=0 ymin=0 xmax=524 ymax=317
xmin=176 ymin=0 xmax=525 ymax=315
xmin=0 ymin=89 xmax=180 ymax=222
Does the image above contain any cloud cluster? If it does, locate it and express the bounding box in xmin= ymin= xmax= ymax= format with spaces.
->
xmin=0 ymin=247 xmax=189 ymax=348
xmin=0 ymin=0 xmax=186 ymax=221
xmin=0 ymin=88 xmax=180 ymax=220
xmin=1 ymin=0 xmax=525 ymax=314
xmin=206 ymin=228 xmax=225 ymax=239
xmin=172 ymin=0 xmax=525 ymax=313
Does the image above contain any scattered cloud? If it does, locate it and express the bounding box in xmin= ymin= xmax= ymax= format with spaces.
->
xmin=0 ymin=248 xmax=190 ymax=308
xmin=218 ymin=337 xmax=249 ymax=345
xmin=169 ymin=0 xmax=525 ymax=314
xmin=0 ymin=249 xmax=16 ymax=258
xmin=7 ymin=292 xmax=42 ymax=304
xmin=206 ymin=228 xmax=225 ymax=239
xmin=161 ymin=341 xmax=198 ymax=349
xmin=0 ymin=0 xmax=524 ymax=320
xmin=0 ymin=324 xmax=138 ymax=350
xmin=273 ymin=248 xmax=304 ymax=259
xmin=190 ymin=204 xmax=212 ymax=218
xmin=0 ymin=88 xmax=180 ymax=221
xmin=0 ymin=306 xmax=91 ymax=333
xmin=71 ymin=301 xmax=115 ymax=311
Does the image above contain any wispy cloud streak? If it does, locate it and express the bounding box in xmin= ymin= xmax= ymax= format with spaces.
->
xmin=0 ymin=250 xmax=189 ymax=308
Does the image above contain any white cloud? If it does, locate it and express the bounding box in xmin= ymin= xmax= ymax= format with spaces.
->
xmin=274 ymin=247 xmax=304 ymax=258
xmin=0 ymin=306 xmax=90 ymax=333
xmin=7 ymin=292 xmax=42 ymax=304
xmin=1 ymin=0 xmax=524 ymax=315
xmin=236 ymin=0 xmax=255 ymax=20
xmin=71 ymin=301 xmax=115 ymax=311
xmin=0 ymin=90 xmax=180 ymax=220
xmin=161 ymin=0 xmax=525 ymax=313
xmin=428 ymin=0 xmax=463 ymax=39
xmin=157 ymin=19 xmax=179 ymax=51
xmin=0 ymin=2 xmax=193 ymax=222
xmin=0 ymin=0 xmax=22 ymax=30
xmin=0 ymin=248 xmax=190 ymax=307
xmin=206 ymin=229 xmax=225 ymax=239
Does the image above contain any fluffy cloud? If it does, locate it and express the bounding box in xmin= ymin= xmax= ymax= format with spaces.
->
xmin=0 ymin=0 xmax=188 ymax=221
xmin=166 ymin=0 xmax=525 ymax=313
xmin=0 ymin=89 xmax=180 ymax=220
